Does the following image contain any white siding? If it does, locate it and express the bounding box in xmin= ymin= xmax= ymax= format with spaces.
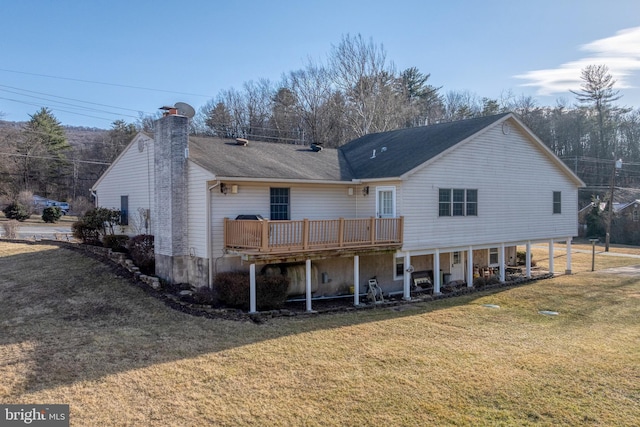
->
xmin=93 ymin=134 xmax=155 ymax=235
xmin=400 ymin=121 xmax=579 ymax=251
xmin=187 ymin=162 xmax=215 ymax=259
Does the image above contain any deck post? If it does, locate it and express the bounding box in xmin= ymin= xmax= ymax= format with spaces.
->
xmin=526 ymin=241 xmax=532 ymax=278
xmin=338 ymin=218 xmax=345 ymax=247
xmin=434 ymin=249 xmax=441 ymax=294
xmin=369 ymin=217 xmax=376 ymax=244
xmin=499 ymin=243 xmax=505 ymax=282
xmin=249 ymin=263 xmax=257 ymax=313
xmin=549 ymin=239 xmax=555 ymax=274
xmin=403 ymin=252 xmax=411 ymax=300
xmin=467 ymin=246 xmax=474 ymax=287
xmin=565 ymin=237 xmax=572 ymax=274
xmin=353 ymin=255 xmax=360 ymax=306
xmin=303 ymin=219 xmax=310 ymax=250
xmin=305 ymin=259 xmax=313 ymax=312
xmin=261 ymin=220 xmax=269 ymax=252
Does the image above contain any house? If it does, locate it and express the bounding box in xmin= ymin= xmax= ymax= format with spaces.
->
xmin=91 ymin=111 xmax=584 ymax=312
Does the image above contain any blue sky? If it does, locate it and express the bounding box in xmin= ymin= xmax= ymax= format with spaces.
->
xmin=1 ymin=0 xmax=639 ymax=128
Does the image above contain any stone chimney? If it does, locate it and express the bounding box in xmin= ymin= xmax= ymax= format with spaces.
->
xmin=154 ymin=113 xmax=189 ymax=284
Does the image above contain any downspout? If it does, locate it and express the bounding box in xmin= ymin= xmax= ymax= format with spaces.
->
xmin=207 ymin=181 xmax=221 ymax=288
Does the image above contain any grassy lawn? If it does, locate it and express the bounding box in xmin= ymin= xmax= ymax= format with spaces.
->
xmin=1 ymin=242 xmax=639 ymax=426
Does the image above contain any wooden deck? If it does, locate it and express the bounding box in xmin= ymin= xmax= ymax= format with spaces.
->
xmin=224 ymin=217 xmax=403 ymax=258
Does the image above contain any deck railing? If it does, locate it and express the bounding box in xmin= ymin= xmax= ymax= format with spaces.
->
xmin=224 ymin=217 xmax=403 ymax=253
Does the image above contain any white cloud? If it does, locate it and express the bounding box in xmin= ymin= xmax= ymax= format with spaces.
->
xmin=515 ymin=26 xmax=640 ymax=95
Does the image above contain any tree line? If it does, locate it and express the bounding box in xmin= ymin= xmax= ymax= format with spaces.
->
xmin=1 ymin=34 xmax=639 ymax=209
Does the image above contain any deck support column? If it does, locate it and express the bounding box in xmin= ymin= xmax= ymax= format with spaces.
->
xmin=249 ymin=263 xmax=257 ymax=313
xmin=305 ymin=259 xmax=313 ymax=312
xmin=467 ymin=246 xmax=474 ymax=288
xmin=526 ymin=241 xmax=532 ymax=278
xmin=565 ymin=237 xmax=572 ymax=274
xmin=434 ymin=249 xmax=441 ymax=294
xmin=499 ymin=243 xmax=505 ymax=282
xmin=403 ymin=252 xmax=411 ymax=300
xmin=549 ymin=239 xmax=555 ymax=275
xmin=353 ymin=255 xmax=360 ymax=306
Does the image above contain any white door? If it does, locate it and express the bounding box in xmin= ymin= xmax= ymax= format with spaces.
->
xmin=451 ymin=251 xmax=465 ymax=282
xmin=376 ymin=186 xmax=396 ymax=218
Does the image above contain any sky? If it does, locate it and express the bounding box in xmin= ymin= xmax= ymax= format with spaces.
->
xmin=1 ymin=0 xmax=640 ymax=129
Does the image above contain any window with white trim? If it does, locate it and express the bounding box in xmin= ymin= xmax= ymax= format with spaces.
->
xmin=489 ymin=247 xmax=499 ymax=266
xmin=553 ymin=191 xmax=562 ymax=214
xmin=439 ymin=189 xmax=478 ymax=217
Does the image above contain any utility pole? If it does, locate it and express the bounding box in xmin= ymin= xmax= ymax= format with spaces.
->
xmin=605 ymin=158 xmax=622 ymax=252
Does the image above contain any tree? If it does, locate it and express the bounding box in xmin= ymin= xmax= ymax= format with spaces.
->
xmin=328 ymin=34 xmax=399 ymax=137
xmin=571 ymin=65 xmax=622 ymax=158
xmin=205 ymin=102 xmax=234 ymax=138
xmin=399 ymin=67 xmax=442 ymax=126
xmin=103 ymin=120 xmax=137 ymax=162
xmin=18 ymin=108 xmax=70 ymax=196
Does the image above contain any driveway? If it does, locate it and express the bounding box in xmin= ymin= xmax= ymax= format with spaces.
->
xmin=15 ymin=225 xmax=72 ymax=240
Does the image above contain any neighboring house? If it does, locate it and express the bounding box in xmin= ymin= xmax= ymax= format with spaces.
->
xmin=91 ymin=112 xmax=584 ymax=312
xmin=579 ymin=196 xmax=640 ymax=243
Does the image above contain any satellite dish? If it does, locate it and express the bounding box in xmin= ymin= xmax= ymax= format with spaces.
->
xmin=174 ymin=102 xmax=196 ymax=118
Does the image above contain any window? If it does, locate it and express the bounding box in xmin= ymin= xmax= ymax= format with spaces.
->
xmin=439 ymin=189 xmax=451 ymax=216
xmin=439 ymin=189 xmax=478 ymax=217
xmin=120 ymin=195 xmax=129 ymax=226
xmin=553 ymin=191 xmax=562 ymax=214
xmin=394 ymin=258 xmax=404 ymax=280
xmin=634 ymin=210 xmax=639 ymax=222
xmin=466 ymin=189 xmax=478 ymax=216
xmin=489 ymin=247 xmax=499 ymax=265
xmin=270 ymin=188 xmax=290 ymax=220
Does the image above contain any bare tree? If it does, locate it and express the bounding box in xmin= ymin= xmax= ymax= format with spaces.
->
xmin=328 ymin=34 xmax=399 ymax=137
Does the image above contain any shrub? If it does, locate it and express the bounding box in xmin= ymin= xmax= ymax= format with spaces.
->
xmin=103 ymin=234 xmax=130 ymax=253
xmin=3 ymin=203 xmax=30 ymax=221
xmin=215 ymin=271 xmax=289 ymax=311
xmin=72 ymin=221 xmax=101 ymax=245
xmin=72 ymin=207 xmax=121 ymax=244
xmin=128 ymin=234 xmax=154 ymax=275
xmin=473 ymin=277 xmax=487 ymax=288
xmin=2 ymin=220 xmax=19 ymax=239
xmin=192 ymin=286 xmax=219 ymax=306
xmin=42 ymin=206 xmax=63 ymax=223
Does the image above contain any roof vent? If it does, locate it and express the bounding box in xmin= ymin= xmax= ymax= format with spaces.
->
xmin=235 ymin=138 xmax=249 ymax=146
xmin=310 ymin=142 xmax=323 ymax=152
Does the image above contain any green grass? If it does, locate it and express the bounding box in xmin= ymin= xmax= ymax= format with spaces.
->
xmin=1 ymin=241 xmax=639 ymax=426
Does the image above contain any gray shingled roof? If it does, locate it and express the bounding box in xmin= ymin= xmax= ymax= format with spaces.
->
xmin=338 ymin=113 xmax=510 ymax=179
xmin=186 ymin=114 xmax=510 ymax=181
xmin=188 ymin=137 xmax=355 ymax=181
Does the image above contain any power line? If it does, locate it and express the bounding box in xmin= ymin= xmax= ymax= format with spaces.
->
xmin=0 ymin=68 xmax=215 ymax=98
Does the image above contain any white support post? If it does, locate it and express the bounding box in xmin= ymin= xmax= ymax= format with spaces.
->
xmin=434 ymin=249 xmax=441 ymax=294
xmin=249 ymin=264 xmax=257 ymax=313
xmin=467 ymin=246 xmax=474 ymax=288
xmin=353 ymin=255 xmax=360 ymax=306
xmin=526 ymin=241 xmax=532 ymax=278
xmin=549 ymin=239 xmax=555 ymax=275
xmin=403 ymin=252 xmax=411 ymax=301
xmin=499 ymin=243 xmax=505 ymax=282
xmin=305 ymin=259 xmax=313 ymax=312
xmin=565 ymin=237 xmax=572 ymax=275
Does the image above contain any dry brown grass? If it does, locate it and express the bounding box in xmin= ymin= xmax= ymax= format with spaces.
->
xmin=1 ymin=241 xmax=639 ymax=426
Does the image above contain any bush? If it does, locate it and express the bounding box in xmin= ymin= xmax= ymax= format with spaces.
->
xmin=103 ymin=234 xmax=130 ymax=253
xmin=215 ymin=271 xmax=289 ymax=311
xmin=2 ymin=220 xmax=19 ymax=239
xmin=3 ymin=203 xmax=30 ymax=221
xmin=473 ymin=277 xmax=487 ymax=288
xmin=42 ymin=206 xmax=63 ymax=223
xmin=72 ymin=221 xmax=101 ymax=246
xmin=128 ymin=234 xmax=154 ymax=275
xmin=72 ymin=207 xmax=121 ymax=245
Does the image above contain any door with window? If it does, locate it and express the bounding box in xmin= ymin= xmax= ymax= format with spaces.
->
xmin=451 ymin=251 xmax=465 ymax=282
xmin=376 ymin=186 xmax=396 ymax=241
